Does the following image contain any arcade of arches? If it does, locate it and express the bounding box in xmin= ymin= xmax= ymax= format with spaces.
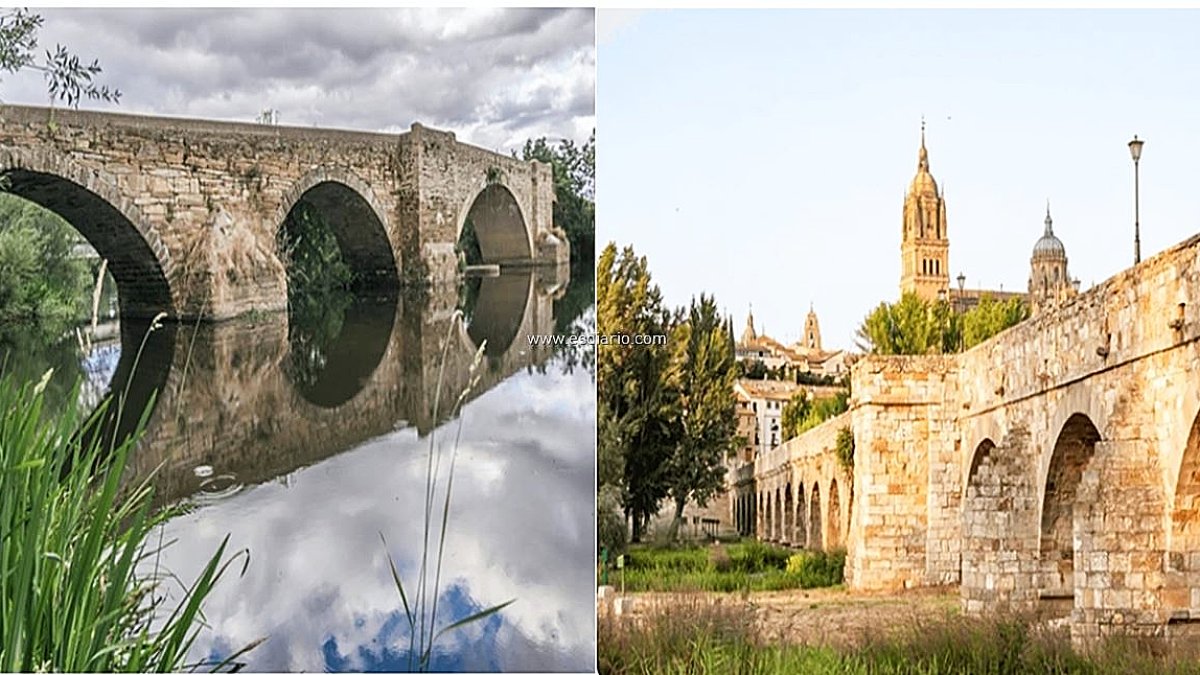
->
xmin=731 ymin=228 xmax=1200 ymax=645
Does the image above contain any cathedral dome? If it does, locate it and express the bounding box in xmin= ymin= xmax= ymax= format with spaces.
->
xmin=1032 ymin=205 xmax=1066 ymax=260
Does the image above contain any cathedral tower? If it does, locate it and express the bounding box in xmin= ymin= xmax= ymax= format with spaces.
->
xmin=899 ymin=122 xmax=950 ymax=301
xmin=1028 ymin=203 xmax=1075 ymax=314
xmin=802 ymin=304 xmax=822 ymax=352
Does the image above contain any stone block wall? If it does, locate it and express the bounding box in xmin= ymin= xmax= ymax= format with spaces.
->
xmin=847 ymin=357 xmax=955 ymax=591
xmin=0 ymin=104 xmax=557 ymax=320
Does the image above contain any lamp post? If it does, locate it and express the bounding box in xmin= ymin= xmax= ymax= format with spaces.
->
xmin=1129 ymin=135 xmax=1144 ymax=265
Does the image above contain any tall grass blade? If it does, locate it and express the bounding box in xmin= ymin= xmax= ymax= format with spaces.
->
xmin=432 ymin=599 xmax=516 ymax=644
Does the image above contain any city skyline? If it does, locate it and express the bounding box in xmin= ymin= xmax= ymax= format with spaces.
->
xmin=598 ymin=9 xmax=1200 ymax=351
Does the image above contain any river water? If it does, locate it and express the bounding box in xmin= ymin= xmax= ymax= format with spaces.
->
xmin=6 ymin=267 xmax=596 ymax=672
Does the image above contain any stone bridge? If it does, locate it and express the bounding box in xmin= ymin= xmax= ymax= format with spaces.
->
xmin=749 ymin=413 xmax=853 ymax=553
xmin=88 ymin=268 xmax=567 ymax=508
xmin=840 ymin=231 xmax=1200 ymax=643
xmin=0 ymin=105 xmax=567 ymax=320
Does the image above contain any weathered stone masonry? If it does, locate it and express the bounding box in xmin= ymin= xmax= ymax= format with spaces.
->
xmin=839 ymin=231 xmax=1200 ymax=643
xmin=753 ymin=412 xmax=853 ymax=553
xmin=0 ymin=104 xmax=567 ymax=320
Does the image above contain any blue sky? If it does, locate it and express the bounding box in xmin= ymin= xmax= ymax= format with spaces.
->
xmin=598 ymin=9 xmax=1200 ymax=351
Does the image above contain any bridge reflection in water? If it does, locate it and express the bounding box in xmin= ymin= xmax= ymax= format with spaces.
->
xmin=83 ymin=264 xmax=593 ymax=671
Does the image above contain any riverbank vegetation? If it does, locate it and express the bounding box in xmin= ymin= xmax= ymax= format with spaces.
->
xmin=609 ymin=542 xmax=845 ymax=593
xmin=0 ymin=370 xmax=246 ymax=671
xmin=0 ymin=194 xmax=94 ymax=341
xmin=599 ymin=598 xmax=1200 ymax=675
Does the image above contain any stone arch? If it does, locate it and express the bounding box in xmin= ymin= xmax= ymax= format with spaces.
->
xmin=457 ymin=183 xmax=533 ymax=265
xmin=0 ymin=148 xmax=175 ymax=318
xmin=773 ymin=487 xmax=782 ymax=542
xmin=277 ymin=167 xmax=399 ymax=291
xmin=828 ymin=478 xmax=842 ymax=549
xmin=810 ymin=482 xmax=824 ymax=551
xmin=1167 ymin=408 xmax=1200 ymax=614
xmin=1037 ymin=413 xmax=1101 ymax=617
xmin=757 ymin=491 xmax=764 ymax=539
xmin=783 ymin=481 xmax=794 ymax=546
xmin=961 ymin=414 xmax=1005 ymax=486
xmin=796 ymin=481 xmax=808 ymax=548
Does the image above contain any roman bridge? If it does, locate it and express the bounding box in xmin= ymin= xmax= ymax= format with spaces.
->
xmin=85 ymin=268 xmax=568 ymax=508
xmin=0 ymin=104 xmax=568 ymax=320
xmin=749 ymin=413 xmax=853 ymax=554
xmin=839 ymin=231 xmax=1200 ymax=643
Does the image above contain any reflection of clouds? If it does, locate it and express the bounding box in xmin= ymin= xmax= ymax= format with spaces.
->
xmin=147 ymin=348 xmax=595 ymax=672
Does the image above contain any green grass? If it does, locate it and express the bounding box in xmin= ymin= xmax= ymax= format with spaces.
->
xmin=0 ymin=367 xmax=246 ymax=672
xmin=599 ymin=599 xmax=1200 ymax=675
xmin=611 ymin=542 xmax=845 ymax=592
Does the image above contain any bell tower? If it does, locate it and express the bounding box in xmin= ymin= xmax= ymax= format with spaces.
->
xmin=899 ymin=120 xmax=950 ymax=301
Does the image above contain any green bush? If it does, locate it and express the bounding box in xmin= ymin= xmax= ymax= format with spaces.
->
xmin=729 ymin=540 xmax=791 ymax=573
xmin=785 ymin=549 xmax=846 ymax=588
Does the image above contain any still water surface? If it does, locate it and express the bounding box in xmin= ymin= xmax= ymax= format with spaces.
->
xmin=9 ymin=268 xmax=596 ymax=672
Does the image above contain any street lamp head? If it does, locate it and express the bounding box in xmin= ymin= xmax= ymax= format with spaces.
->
xmin=957 ymin=272 xmax=966 ymax=292
xmin=1129 ymin=135 xmax=1144 ymax=162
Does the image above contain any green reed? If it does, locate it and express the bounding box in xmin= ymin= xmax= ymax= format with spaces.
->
xmin=0 ymin=362 xmax=246 ymax=672
xmin=381 ymin=309 xmax=514 ymax=672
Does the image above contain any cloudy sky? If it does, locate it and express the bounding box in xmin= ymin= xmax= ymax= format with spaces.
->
xmin=600 ymin=9 xmax=1200 ymax=351
xmin=2 ymin=8 xmax=594 ymax=152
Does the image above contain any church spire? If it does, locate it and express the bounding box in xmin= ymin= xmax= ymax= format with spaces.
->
xmin=918 ymin=116 xmax=929 ymax=171
xmin=1044 ymin=200 xmax=1054 ymax=236
xmin=740 ymin=305 xmax=757 ymax=345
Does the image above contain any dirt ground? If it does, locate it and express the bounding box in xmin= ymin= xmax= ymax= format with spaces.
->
xmin=608 ymin=586 xmax=963 ymax=649
xmin=748 ymin=586 xmax=962 ymax=648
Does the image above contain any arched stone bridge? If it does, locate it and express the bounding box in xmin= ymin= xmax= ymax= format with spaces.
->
xmin=843 ymin=232 xmax=1200 ymax=643
xmin=90 ymin=268 xmax=567 ymax=508
xmin=0 ymin=105 xmax=567 ymax=320
xmin=749 ymin=414 xmax=853 ymax=554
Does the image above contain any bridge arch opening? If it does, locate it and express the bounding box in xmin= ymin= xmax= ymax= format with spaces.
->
xmin=457 ymin=184 xmax=532 ymax=266
xmin=773 ymin=487 xmax=782 ymax=542
xmin=796 ymin=482 xmax=807 ymax=548
xmin=0 ymin=167 xmax=172 ymax=318
xmin=783 ymin=481 xmax=793 ymax=546
xmin=280 ymin=180 xmax=399 ymax=293
xmin=828 ymin=479 xmax=842 ymax=549
xmin=278 ymin=178 xmax=399 ymax=409
xmin=1038 ymin=413 xmax=1100 ymax=618
xmin=757 ymin=492 xmax=764 ymax=538
xmin=1168 ymin=409 xmax=1200 ymax=614
xmin=810 ymin=483 xmax=824 ymax=551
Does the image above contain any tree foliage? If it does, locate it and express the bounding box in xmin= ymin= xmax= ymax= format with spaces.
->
xmin=781 ymin=389 xmax=850 ymax=441
xmin=0 ymin=9 xmax=120 ymax=107
xmin=960 ymin=296 xmax=1030 ymax=350
xmin=598 ymin=244 xmax=743 ymax=544
xmin=597 ymin=242 xmax=676 ymax=542
xmin=0 ymin=194 xmax=90 ymax=341
xmin=856 ymin=292 xmax=1028 ymax=355
xmin=662 ymin=294 xmax=739 ymax=541
xmin=519 ymin=133 xmax=594 ymax=265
